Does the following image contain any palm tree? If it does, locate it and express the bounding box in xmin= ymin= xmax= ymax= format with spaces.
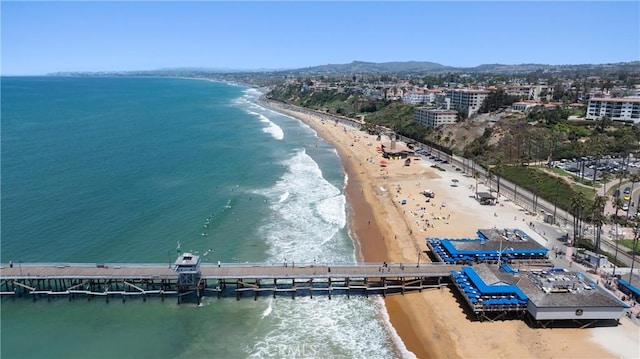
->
xmin=615 ymin=169 xmax=626 ymax=195
xmin=474 ymin=170 xmax=480 ymax=197
xmin=612 ymin=197 xmax=625 ymax=275
xmin=494 ymin=157 xmax=504 ymax=201
xmin=487 ymin=167 xmax=494 ymax=194
xmin=570 ymin=192 xmax=587 ymax=246
xmin=552 ymin=177 xmax=563 ymax=225
xmin=531 ymin=174 xmax=541 ymax=214
xmin=629 ymin=216 xmax=640 ymax=286
xmin=600 ymin=171 xmax=612 ymax=199
xmin=591 ymin=196 xmax=607 ymax=264
xmin=590 ymin=134 xmax=606 ymax=183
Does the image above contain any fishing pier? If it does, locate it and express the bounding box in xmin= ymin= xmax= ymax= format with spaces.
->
xmin=0 ymin=253 xmax=461 ymax=304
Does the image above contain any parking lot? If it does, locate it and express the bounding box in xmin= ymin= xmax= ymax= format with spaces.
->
xmin=550 ymin=155 xmax=640 ymax=181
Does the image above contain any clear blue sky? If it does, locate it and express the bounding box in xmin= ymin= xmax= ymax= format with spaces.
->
xmin=2 ymin=1 xmax=639 ymax=75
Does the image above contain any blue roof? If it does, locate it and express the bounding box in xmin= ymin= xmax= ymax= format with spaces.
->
xmin=617 ymin=278 xmax=640 ymax=298
xmin=462 ymin=267 xmax=528 ymax=300
xmin=500 ymin=263 xmax=518 ymax=274
xmin=441 ymin=239 xmax=547 ymax=256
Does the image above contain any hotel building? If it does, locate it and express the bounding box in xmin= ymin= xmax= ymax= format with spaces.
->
xmin=414 ymin=107 xmax=459 ymax=128
xmin=586 ymin=97 xmax=640 ymax=122
xmin=444 ymin=89 xmax=490 ymax=118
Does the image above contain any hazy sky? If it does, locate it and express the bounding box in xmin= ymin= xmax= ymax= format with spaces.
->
xmin=2 ymin=1 xmax=639 ymax=75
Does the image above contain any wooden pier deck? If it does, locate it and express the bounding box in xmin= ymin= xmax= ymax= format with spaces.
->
xmin=0 ymin=262 xmax=460 ymax=279
xmin=0 ymin=262 xmax=461 ymax=303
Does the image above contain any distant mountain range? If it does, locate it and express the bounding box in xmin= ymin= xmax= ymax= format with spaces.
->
xmin=288 ymin=60 xmax=640 ymax=75
xmin=293 ymin=61 xmax=449 ymax=74
xmin=48 ymin=60 xmax=640 ymax=77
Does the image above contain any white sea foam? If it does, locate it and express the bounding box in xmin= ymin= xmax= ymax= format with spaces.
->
xmin=261 ymin=298 xmax=273 ymax=319
xmin=231 ymin=88 xmax=262 ymax=108
xmin=258 ymin=114 xmax=285 ymax=141
xmin=245 ymin=110 xmax=284 ymax=140
xmin=240 ymin=94 xmax=413 ymax=359
xmin=278 ymin=191 xmax=289 ymax=203
xmin=243 ymin=88 xmax=263 ymax=97
xmin=254 ymin=149 xmax=348 ymax=263
xmin=247 ymin=297 xmax=407 ymax=359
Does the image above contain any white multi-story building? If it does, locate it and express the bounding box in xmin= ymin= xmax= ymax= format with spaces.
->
xmin=586 ymin=97 xmax=640 ymax=122
xmin=444 ymin=89 xmax=490 ymax=118
xmin=403 ymin=89 xmax=443 ymax=105
xmin=403 ymin=92 xmax=430 ymax=104
xmin=504 ymin=85 xmax=554 ymax=101
xmin=414 ymin=107 xmax=458 ymax=128
xmin=511 ymin=101 xmax=539 ymax=112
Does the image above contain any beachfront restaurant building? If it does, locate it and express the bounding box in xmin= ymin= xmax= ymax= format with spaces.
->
xmin=427 ymin=228 xmax=549 ymax=265
xmin=451 ymin=265 xmax=529 ymax=322
xmin=517 ymin=269 xmax=628 ymax=327
xmin=450 ymin=264 xmax=628 ymax=326
xmin=380 ymin=141 xmax=414 ymax=159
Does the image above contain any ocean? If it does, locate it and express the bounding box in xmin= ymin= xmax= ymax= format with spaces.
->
xmin=0 ymin=77 xmax=412 ymax=358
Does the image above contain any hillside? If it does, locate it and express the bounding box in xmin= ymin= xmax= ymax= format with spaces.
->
xmin=49 ymin=61 xmax=640 ymax=78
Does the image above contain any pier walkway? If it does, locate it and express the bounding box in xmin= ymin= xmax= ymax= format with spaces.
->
xmin=0 ymin=262 xmax=461 ymax=304
xmin=0 ymin=262 xmax=460 ymax=279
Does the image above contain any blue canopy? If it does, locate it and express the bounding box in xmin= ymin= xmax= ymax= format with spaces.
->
xmin=618 ymin=279 xmax=640 ymax=299
xmin=462 ymin=267 xmax=528 ymax=301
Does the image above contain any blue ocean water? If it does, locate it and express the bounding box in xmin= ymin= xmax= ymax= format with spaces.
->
xmin=0 ymin=77 xmax=411 ymax=358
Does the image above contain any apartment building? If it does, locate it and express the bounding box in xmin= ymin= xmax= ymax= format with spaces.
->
xmin=414 ymin=107 xmax=459 ymax=128
xmin=511 ymin=101 xmax=539 ymax=112
xmin=444 ymin=89 xmax=490 ymax=118
xmin=504 ymin=85 xmax=554 ymax=101
xmin=403 ymin=92 xmax=429 ymax=104
xmin=586 ymin=97 xmax=640 ymax=122
xmin=403 ymin=89 xmax=443 ymax=104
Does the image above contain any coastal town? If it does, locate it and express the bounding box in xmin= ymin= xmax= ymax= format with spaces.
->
xmin=7 ymin=62 xmax=640 ymax=358
xmin=3 ymin=1 xmax=640 ymax=358
xmin=267 ymin=96 xmax=640 ymax=358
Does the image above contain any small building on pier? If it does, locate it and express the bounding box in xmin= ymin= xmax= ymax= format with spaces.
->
xmin=174 ymin=253 xmax=202 ymax=302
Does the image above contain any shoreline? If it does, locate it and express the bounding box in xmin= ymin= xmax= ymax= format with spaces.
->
xmin=266 ymin=100 xmax=446 ymax=358
xmin=263 ymin=100 xmax=629 ymax=359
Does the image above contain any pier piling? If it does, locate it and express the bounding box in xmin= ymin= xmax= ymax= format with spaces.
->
xmin=0 ymin=262 xmax=459 ymax=305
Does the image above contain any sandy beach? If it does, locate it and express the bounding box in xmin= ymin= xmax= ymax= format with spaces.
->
xmin=267 ymin=101 xmax=637 ymax=359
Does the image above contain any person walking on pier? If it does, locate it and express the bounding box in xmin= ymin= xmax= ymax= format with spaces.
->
xmin=8 ymin=260 xmax=13 ymax=268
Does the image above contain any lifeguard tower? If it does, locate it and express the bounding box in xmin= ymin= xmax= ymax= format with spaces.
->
xmin=174 ymin=252 xmax=203 ymax=304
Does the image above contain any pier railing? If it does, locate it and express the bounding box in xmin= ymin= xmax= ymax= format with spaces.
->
xmin=0 ymin=262 xmax=459 ymax=279
xmin=0 ymin=262 xmax=461 ymax=304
